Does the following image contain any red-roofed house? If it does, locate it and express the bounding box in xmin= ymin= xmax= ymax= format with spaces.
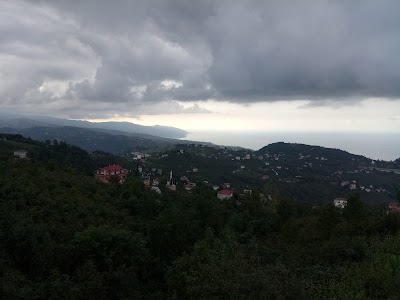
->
xmin=184 ymin=183 xmax=195 ymax=191
xmin=388 ymin=203 xmax=400 ymax=214
xmin=95 ymin=165 xmax=128 ymax=183
xmin=217 ymin=189 xmax=234 ymax=200
xmin=143 ymin=178 xmax=151 ymax=187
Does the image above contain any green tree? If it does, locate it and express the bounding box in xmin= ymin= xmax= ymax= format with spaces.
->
xmin=343 ymin=193 xmax=365 ymax=221
xmin=70 ymin=226 xmax=148 ymax=298
xmin=318 ymin=203 xmax=341 ymax=239
xmin=276 ymin=197 xmax=296 ymax=225
xmin=167 ymin=230 xmax=304 ymax=300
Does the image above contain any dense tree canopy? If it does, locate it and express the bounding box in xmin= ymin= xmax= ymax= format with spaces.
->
xmin=1 ymin=134 xmax=400 ymax=299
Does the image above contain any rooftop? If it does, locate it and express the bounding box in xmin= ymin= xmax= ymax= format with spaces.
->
xmin=217 ymin=189 xmax=234 ymax=195
xmin=97 ymin=165 xmax=126 ymax=172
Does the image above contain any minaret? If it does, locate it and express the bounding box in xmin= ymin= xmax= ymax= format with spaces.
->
xmin=166 ymin=170 xmax=176 ymax=191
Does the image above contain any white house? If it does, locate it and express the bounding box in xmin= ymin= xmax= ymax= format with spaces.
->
xmin=14 ymin=149 xmax=28 ymax=159
xmin=333 ymin=198 xmax=347 ymax=208
xmin=334 ymin=198 xmax=348 ymax=209
xmin=166 ymin=183 xmax=176 ymax=191
xmin=132 ymin=152 xmax=143 ymax=160
xmin=243 ymin=189 xmax=252 ymax=195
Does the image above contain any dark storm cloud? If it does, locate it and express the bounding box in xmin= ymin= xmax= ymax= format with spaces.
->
xmin=206 ymin=0 xmax=400 ymax=101
xmin=1 ymin=0 xmax=400 ymax=117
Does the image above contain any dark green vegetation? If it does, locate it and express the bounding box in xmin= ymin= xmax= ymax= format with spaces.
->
xmin=0 ymin=134 xmax=132 ymax=174
xmin=2 ymin=134 xmax=400 ymax=299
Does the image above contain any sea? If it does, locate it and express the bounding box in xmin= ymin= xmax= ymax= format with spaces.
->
xmin=182 ymin=131 xmax=400 ymax=161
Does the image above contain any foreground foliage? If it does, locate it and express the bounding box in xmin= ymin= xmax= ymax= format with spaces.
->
xmin=1 ymin=135 xmax=400 ymax=299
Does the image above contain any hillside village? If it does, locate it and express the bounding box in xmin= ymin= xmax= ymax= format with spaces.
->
xmin=2 ymin=133 xmax=399 ymax=205
xmin=130 ymin=142 xmax=400 ymax=204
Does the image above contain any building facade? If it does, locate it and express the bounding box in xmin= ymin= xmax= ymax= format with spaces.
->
xmin=95 ymin=165 xmax=128 ymax=183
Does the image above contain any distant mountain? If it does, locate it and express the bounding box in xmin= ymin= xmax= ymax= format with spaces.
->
xmin=89 ymin=122 xmax=187 ymax=138
xmin=257 ymin=141 xmax=348 ymax=155
xmin=258 ymin=142 xmax=400 ymax=170
xmin=0 ymin=113 xmax=187 ymax=138
xmin=0 ymin=117 xmax=57 ymax=129
xmin=0 ymin=126 xmax=178 ymax=154
xmin=257 ymin=142 xmax=368 ymax=163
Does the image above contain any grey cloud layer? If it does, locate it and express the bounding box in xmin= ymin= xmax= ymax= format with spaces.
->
xmin=1 ymin=0 xmax=400 ymax=118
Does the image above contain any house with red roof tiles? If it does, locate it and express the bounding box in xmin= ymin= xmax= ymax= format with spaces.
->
xmin=217 ymin=189 xmax=234 ymax=200
xmin=184 ymin=183 xmax=195 ymax=191
xmin=95 ymin=165 xmax=128 ymax=183
xmin=388 ymin=203 xmax=400 ymax=214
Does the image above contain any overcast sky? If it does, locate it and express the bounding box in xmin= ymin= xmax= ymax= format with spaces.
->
xmin=1 ymin=0 xmax=400 ymax=132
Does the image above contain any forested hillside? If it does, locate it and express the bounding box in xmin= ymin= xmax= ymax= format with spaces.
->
xmin=0 ymin=126 xmax=176 ymax=155
xmin=144 ymin=143 xmax=399 ymax=204
xmin=0 ymin=133 xmax=132 ymax=174
xmin=2 ymin=135 xmax=400 ymax=299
